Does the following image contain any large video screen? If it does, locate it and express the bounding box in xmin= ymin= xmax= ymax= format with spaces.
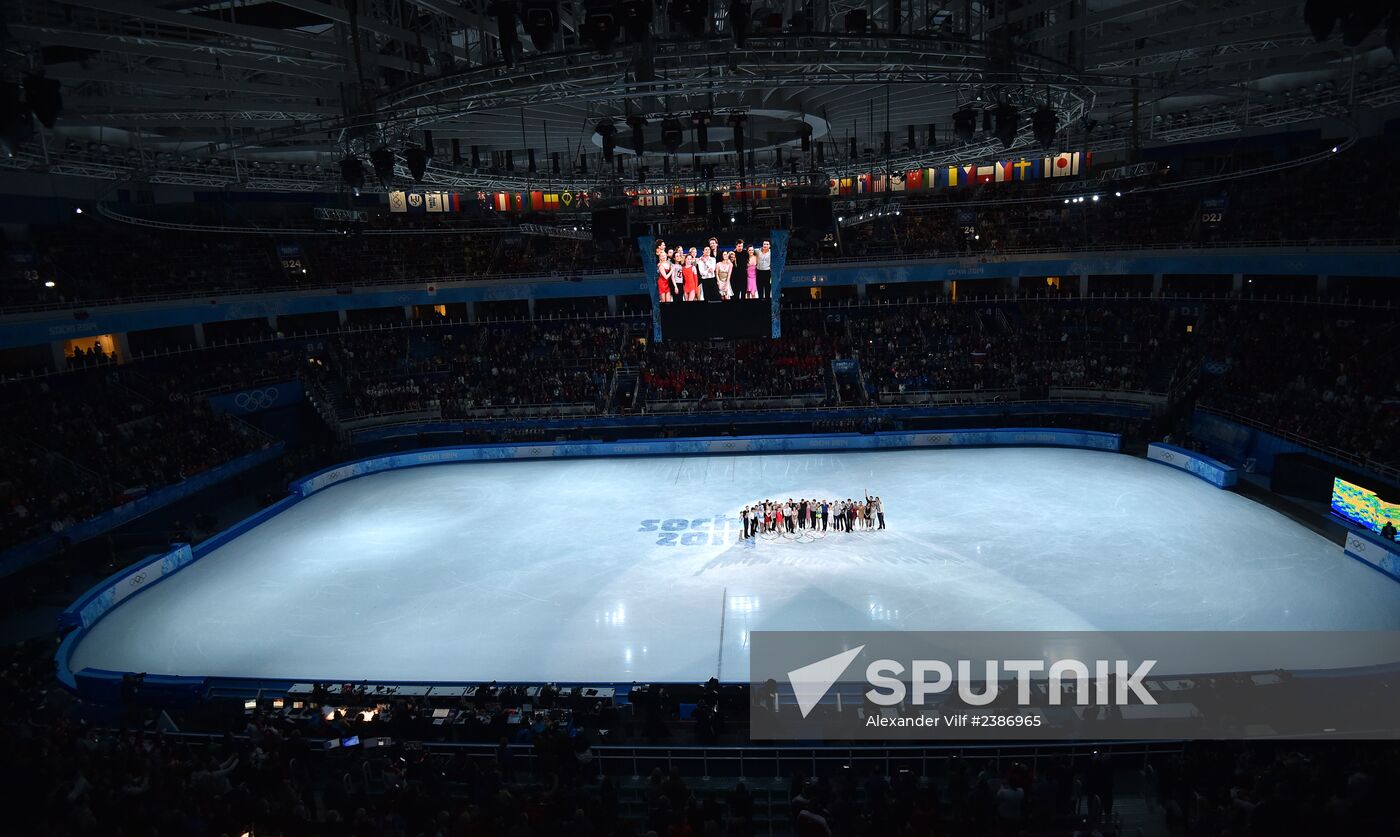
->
xmin=1331 ymin=478 xmax=1400 ymax=537
xmin=653 ymin=236 xmax=773 ymax=302
xmin=645 ymin=232 xmax=784 ymax=341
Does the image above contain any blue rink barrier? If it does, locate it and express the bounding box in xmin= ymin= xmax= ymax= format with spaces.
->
xmin=57 ymin=428 xmax=1118 ymax=699
xmin=1342 ymin=529 xmax=1400 ymax=583
xmin=1147 ymin=442 xmax=1238 ymax=488
xmin=292 ymin=428 xmax=1122 ymax=496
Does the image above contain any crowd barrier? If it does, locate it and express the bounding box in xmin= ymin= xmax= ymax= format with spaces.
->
xmin=1343 ymin=530 xmax=1400 ymax=583
xmin=1147 ymin=442 xmax=1238 ymax=489
xmin=57 ymin=428 xmax=1118 ymax=698
xmin=351 ymin=399 xmax=1152 ymax=443
xmin=294 ymin=428 xmax=1122 ymax=496
xmin=0 ymin=443 xmax=285 ymax=579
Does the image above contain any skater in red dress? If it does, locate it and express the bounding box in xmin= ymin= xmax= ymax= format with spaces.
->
xmin=682 ymin=254 xmax=700 ymax=301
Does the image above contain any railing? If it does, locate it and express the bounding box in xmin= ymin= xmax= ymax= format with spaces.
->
xmin=785 ymin=238 xmax=1400 ymax=267
xmin=1195 ymin=406 xmax=1400 ymax=483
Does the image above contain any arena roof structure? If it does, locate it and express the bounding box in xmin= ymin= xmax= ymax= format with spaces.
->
xmin=1 ymin=0 xmax=1396 ymax=192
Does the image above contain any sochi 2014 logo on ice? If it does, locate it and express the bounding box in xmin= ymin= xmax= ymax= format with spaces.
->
xmin=638 ymin=516 xmax=742 ymax=546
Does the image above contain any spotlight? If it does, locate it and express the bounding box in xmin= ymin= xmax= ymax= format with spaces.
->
xmin=728 ymin=112 xmax=747 ymax=156
xmin=74 ymin=207 xmax=82 ymax=214
xmin=661 ymin=114 xmax=684 ymax=153
xmin=1032 ymin=105 xmax=1058 ymax=150
xmin=953 ymin=106 xmax=977 ymax=143
xmin=693 ymin=112 xmax=711 ymax=151
xmin=1092 ymin=194 xmax=1100 ymax=201
xmin=729 ymin=0 xmax=751 ymax=47
xmin=404 ymin=145 xmax=429 ymax=182
xmin=596 ymin=119 xmax=617 ymax=161
xmin=584 ymin=0 xmax=619 ymax=50
xmin=618 ymin=0 xmax=653 ymax=41
xmin=670 ymin=0 xmax=706 ymax=36
xmin=490 ymin=1 xmax=521 ymax=66
xmin=1114 ymin=191 xmax=1122 ymax=197
xmin=369 ymin=146 xmax=396 ymax=185
xmin=521 ymin=0 xmax=560 ymax=51
xmin=626 ymin=114 xmax=647 ymax=156
xmin=339 ymin=155 xmax=366 ymax=189
xmin=993 ymin=104 xmax=1018 ymax=148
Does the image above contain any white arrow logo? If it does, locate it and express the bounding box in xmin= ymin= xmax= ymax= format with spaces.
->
xmin=787 ymin=645 xmax=865 ymax=718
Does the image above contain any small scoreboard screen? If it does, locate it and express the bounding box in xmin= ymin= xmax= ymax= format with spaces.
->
xmin=643 ymin=231 xmax=787 ymax=341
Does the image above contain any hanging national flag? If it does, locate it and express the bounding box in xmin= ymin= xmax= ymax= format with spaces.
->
xmin=974 ymin=164 xmax=997 ymax=184
xmin=946 ymin=166 xmax=959 ymax=187
xmin=889 ymin=174 xmax=906 ymax=192
xmin=493 ymin=192 xmax=511 ymax=212
xmin=905 ymin=169 xmax=922 ymax=190
xmin=1012 ymin=159 xmax=1036 ymax=181
xmin=995 ymin=161 xmax=1013 ymax=182
xmin=960 ymin=164 xmax=976 ymax=186
xmin=529 ymin=191 xmax=544 ymax=211
xmin=1047 ymin=152 xmax=1081 ymax=178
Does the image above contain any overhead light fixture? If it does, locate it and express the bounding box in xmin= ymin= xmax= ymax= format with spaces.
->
xmin=404 ymin=146 xmax=429 ymax=182
xmin=521 ymin=0 xmax=560 ymax=51
xmin=596 ymin=119 xmax=617 ymax=161
xmin=1032 ymin=105 xmax=1058 ymax=150
xmin=729 ymin=0 xmax=751 ymax=47
xmin=693 ymin=112 xmax=711 ymax=151
xmin=626 ymin=114 xmax=647 ymax=156
xmin=669 ymin=0 xmax=706 ymax=36
xmin=369 ymin=146 xmax=396 ymax=185
xmin=661 ymin=114 xmax=684 ymax=153
xmin=992 ymin=104 xmax=1018 ymax=148
xmin=339 ymin=155 xmax=366 ymax=189
xmin=618 ymin=0 xmax=653 ymax=42
xmin=492 ymin=1 xmax=521 ymax=66
xmin=953 ymin=106 xmax=977 ymax=143
xmin=583 ymin=0 xmax=620 ymax=51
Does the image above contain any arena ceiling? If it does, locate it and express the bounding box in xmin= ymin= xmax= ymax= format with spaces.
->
xmin=1 ymin=0 xmax=1397 ymax=192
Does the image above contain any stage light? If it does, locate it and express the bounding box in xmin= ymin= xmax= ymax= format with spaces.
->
xmin=661 ymin=114 xmax=684 ymax=152
xmin=404 ymin=145 xmax=429 ymax=182
xmin=1092 ymin=194 xmax=1100 ymax=201
xmin=596 ymin=119 xmax=617 ymax=161
xmin=23 ymin=74 xmax=61 ymax=129
xmin=370 ymin=146 xmax=396 ymax=185
xmin=926 ymin=123 xmax=936 ymax=148
xmin=490 ymin=1 xmax=521 ymax=66
xmin=953 ymin=106 xmax=977 ymax=143
xmin=618 ymin=0 xmax=653 ymax=41
xmin=626 ymin=114 xmax=647 ymax=155
xmin=44 ymin=280 xmax=55 ymax=288
xmin=993 ymin=104 xmax=1018 ymax=148
xmin=74 ymin=207 xmax=82 ymax=214
xmin=339 ymin=155 xmax=366 ymax=189
xmin=693 ymin=112 xmax=710 ymax=151
xmin=452 ymin=138 xmax=463 ymax=165
xmin=670 ymin=0 xmax=706 ymax=36
xmin=799 ymin=121 xmax=812 ymax=152
xmin=1032 ymin=105 xmax=1058 ymax=150
xmin=1114 ymin=191 xmax=1122 ymax=197
xmin=728 ymin=113 xmax=747 ymax=156
xmin=528 ymin=148 xmax=537 ymax=172
xmin=729 ymin=0 xmax=751 ymax=47
xmin=584 ymin=0 xmax=619 ymax=50
xmin=521 ymin=0 xmax=560 ymax=51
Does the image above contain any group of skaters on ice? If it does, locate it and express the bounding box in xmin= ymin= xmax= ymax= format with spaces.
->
xmin=741 ymin=495 xmax=885 ymax=538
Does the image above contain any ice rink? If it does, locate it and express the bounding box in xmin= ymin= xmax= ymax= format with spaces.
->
xmin=69 ymin=447 xmax=1400 ymax=683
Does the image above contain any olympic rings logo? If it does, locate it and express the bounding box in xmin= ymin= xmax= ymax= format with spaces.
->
xmin=233 ymin=387 xmax=281 ymax=411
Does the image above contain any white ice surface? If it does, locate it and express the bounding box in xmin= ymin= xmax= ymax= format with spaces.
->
xmin=69 ymin=448 xmax=1400 ymax=683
